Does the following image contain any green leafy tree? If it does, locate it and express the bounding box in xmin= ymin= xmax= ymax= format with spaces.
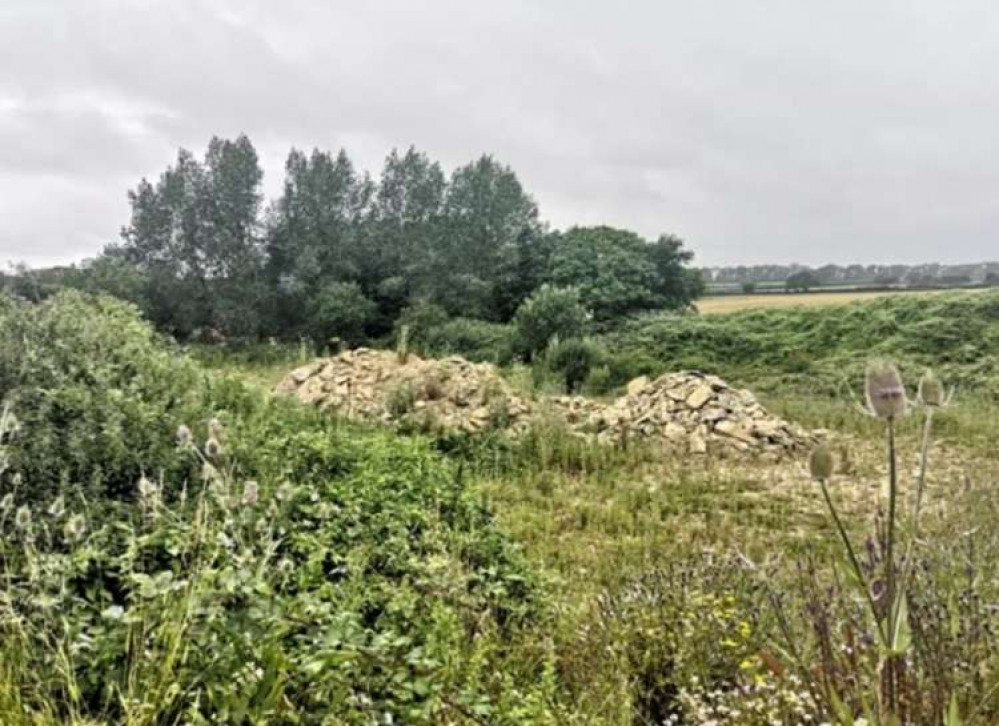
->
xmin=308 ymin=280 xmax=377 ymax=346
xmin=266 ymin=148 xmax=373 ymax=335
xmin=548 ymin=227 xmax=702 ymax=320
xmin=786 ymin=270 xmax=820 ymax=292
xmin=368 ymin=148 xmax=446 ymax=304
xmin=439 ymin=156 xmax=542 ymax=319
xmin=648 ymin=233 xmax=705 ymax=307
xmin=547 ymin=226 xmax=661 ymax=320
xmin=121 ymin=135 xmax=265 ymax=337
xmin=513 ymin=284 xmax=587 ymax=361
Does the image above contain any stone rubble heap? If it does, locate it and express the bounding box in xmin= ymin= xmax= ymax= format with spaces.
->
xmin=275 ymin=348 xmax=533 ymax=434
xmin=549 ymin=371 xmax=815 ymax=455
xmin=276 ymin=349 xmax=814 ymax=456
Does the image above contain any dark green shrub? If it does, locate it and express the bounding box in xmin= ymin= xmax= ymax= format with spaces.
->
xmin=394 ymin=299 xmax=450 ymax=351
xmin=513 ymin=284 xmax=586 ymax=361
xmin=308 ymin=281 xmax=377 ymax=346
xmin=544 ymin=337 xmax=603 ymax=394
xmin=0 ymin=291 xmax=207 ymax=502
xmin=421 ymin=317 xmax=515 ymax=363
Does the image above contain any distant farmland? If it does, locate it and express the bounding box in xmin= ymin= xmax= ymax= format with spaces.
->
xmin=695 ymin=288 xmax=958 ymax=314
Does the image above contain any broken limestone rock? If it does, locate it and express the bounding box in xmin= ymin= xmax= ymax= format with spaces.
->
xmin=275 ymin=352 xmax=815 ymax=457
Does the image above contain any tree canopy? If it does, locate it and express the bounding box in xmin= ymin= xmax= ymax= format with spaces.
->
xmin=71 ymin=136 xmax=703 ymax=349
xmin=548 ymin=226 xmax=702 ymax=320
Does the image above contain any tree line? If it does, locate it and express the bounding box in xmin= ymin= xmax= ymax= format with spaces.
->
xmin=15 ymin=135 xmax=704 ymax=347
xmin=705 ymin=261 xmax=999 ymax=287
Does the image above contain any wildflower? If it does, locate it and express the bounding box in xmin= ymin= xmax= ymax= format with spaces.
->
xmin=918 ymin=370 xmax=945 ymax=407
xmin=47 ymin=496 xmax=65 ymax=518
xmin=205 ymin=437 xmax=223 ymax=459
xmin=275 ymin=482 xmax=293 ymax=502
xmin=865 ymin=360 xmax=907 ymax=419
xmin=809 ymin=444 xmax=835 ymax=481
xmin=101 ymin=604 xmax=125 ymax=621
xmin=14 ymin=505 xmax=31 ymax=530
xmin=241 ymin=480 xmax=259 ymax=507
xmin=137 ymin=475 xmax=158 ymax=502
xmin=0 ymin=492 xmax=13 ymax=511
xmin=176 ymin=424 xmax=193 ymax=448
xmin=64 ymin=513 xmax=86 ymax=542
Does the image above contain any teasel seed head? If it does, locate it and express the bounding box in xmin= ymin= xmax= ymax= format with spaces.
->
xmin=14 ymin=505 xmax=31 ymax=530
xmin=865 ymin=360 xmax=907 ymax=419
xmin=275 ymin=482 xmax=293 ymax=502
xmin=205 ymin=437 xmax=223 ymax=459
xmin=208 ymin=418 xmax=225 ymax=441
xmin=809 ymin=444 xmax=836 ymax=481
xmin=918 ymin=370 xmax=945 ymax=407
xmin=64 ymin=513 xmax=86 ymax=542
xmin=241 ymin=480 xmax=259 ymax=507
xmin=176 ymin=424 xmax=192 ymax=448
xmin=137 ymin=475 xmax=158 ymax=500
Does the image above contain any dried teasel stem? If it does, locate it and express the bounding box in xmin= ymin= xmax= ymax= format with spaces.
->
xmin=883 ymin=415 xmax=900 ymax=714
xmin=810 ymin=446 xmax=888 ymax=647
xmin=818 ymin=476 xmax=887 ymax=647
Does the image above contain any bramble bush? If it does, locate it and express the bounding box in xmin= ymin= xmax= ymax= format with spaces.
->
xmin=0 ymin=291 xmax=549 ymax=725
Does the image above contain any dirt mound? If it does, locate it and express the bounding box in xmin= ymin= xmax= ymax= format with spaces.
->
xmin=276 ymin=350 xmax=814 ymax=456
xmin=275 ymin=348 xmax=532 ymax=434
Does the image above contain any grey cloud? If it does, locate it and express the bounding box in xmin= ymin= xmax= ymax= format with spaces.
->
xmin=3 ymin=0 xmax=999 ymax=267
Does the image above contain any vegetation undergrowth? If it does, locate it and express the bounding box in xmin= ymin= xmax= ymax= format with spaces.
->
xmin=0 ymin=292 xmax=552 ymax=725
xmin=5 ymin=291 xmax=999 ymax=725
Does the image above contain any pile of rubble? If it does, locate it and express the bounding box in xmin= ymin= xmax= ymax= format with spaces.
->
xmin=275 ymin=348 xmax=532 ymax=434
xmin=550 ymin=371 xmax=815 ymax=455
xmin=275 ymin=350 xmax=815 ymax=456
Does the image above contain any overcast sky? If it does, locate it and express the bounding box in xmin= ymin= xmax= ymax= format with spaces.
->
xmin=3 ymin=0 xmax=999 ymax=268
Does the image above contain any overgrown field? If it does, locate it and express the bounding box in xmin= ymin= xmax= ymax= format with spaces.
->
xmin=3 ymin=291 xmax=999 ymax=725
xmin=611 ymin=290 xmax=999 ymax=398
